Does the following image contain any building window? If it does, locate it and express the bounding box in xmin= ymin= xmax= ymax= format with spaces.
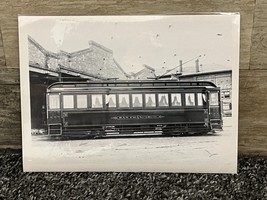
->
xmin=63 ymin=95 xmax=74 ymax=109
xmin=77 ymin=95 xmax=87 ymax=108
xmin=105 ymin=94 xmax=116 ymax=108
xmin=185 ymin=93 xmax=195 ymax=106
xmin=158 ymin=94 xmax=169 ymax=107
xmin=119 ymin=94 xmax=129 ymax=108
xmin=132 ymin=94 xmax=143 ymax=107
xmin=145 ymin=94 xmax=156 ymax=107
xmin=224 ymin=91 xmax=230 ymax=98
xmin=171 ymin=93 xmax=182 ymax=106
xmin=92 ymin=94 xmax=103 ymax=108
xmin=49 ymin=94 xmax=60 ymax=109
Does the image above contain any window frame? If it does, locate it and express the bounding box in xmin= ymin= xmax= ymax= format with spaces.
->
xmin=170 ymin=93 xmax=182 ymax=107
xmin=55 ymin=90 xmax=213 ymax=110
xmin=185 ymin=93 xmax=196 ymax=107
xmin=158 ymin=93 xmax=169 ymax=107
xmin=105 ymin=94 xmax=117 ymax=109
xmin=76 ymin=94 xmax=88 ymax=109
xmin=144 ymin=93 xmax=156 ymax=108
xmin=209 ymin=92 xmax=219 ymax=106
xmin=48 ymin=93 xmax=60 ymax=110
xmin=197 ymin=93 xmax=204 ymax=106
xmin=131 ymin=93 xmax=143 ymax=108
xmin=62 ymin=94 xmax=75 ymax=109
xmin=91 ymin=94 xmax=104 ymax=109
xmin=118 ymin=94 xmax=130 ymax=108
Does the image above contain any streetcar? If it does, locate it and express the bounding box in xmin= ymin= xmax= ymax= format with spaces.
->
xmin=46 ymin=80 xmax=223 ymax=137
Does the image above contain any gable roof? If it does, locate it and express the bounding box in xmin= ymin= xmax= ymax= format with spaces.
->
xmin=28 ymin=36 xmax=129 ymax=79
xmin=133 ymin=64 xmax=156 ymax=77
xmin=28 ymin=35 xmax=59 ymax=58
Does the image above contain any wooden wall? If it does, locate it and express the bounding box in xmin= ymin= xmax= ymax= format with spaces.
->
xmin=0 ymin=0 xmax=266 ymax=155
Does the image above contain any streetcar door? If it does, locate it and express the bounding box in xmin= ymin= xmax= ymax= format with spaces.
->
xmin=209 ymin=90 xmax=223 ymax=129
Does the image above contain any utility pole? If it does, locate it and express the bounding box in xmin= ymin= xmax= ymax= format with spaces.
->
xmin=195 ymin=59 xmax=200 ymax=72
xmin=158 ymin=54 xmax=203 ymax=79
xmin=179 ymin=60 xmax=183 ymax=73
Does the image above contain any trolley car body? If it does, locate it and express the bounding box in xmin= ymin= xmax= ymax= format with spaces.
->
xmin=46 ymin=80 xmax=223 ymax=137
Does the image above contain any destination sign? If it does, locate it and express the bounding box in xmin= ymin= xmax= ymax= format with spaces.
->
xmin=111 ymin=115 xmax=164 ymax=120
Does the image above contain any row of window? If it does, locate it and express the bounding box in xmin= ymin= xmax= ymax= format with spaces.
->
xmin=48 ymin=92 xmax=219 ymax=110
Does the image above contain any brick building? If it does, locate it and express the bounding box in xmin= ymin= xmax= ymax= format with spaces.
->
xmin=28 ymin=36 xmax=130 ymax=129
xmin=129 ymin=64 xmax=156 ymax=80
xmin=177 ymin=70 xmax=232 ymax=116
xmin=28 ymin=36 xmax=129 ymax=80
xmin=156 ymin=57 xmax=232 ymax=116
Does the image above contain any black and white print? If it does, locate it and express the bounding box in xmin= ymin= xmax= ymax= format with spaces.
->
xmin=19 ymin=15 xmax=240 ymax=172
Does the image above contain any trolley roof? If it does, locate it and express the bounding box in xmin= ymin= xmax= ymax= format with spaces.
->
xmin=47 ymin=80 xmax=217 ymax=91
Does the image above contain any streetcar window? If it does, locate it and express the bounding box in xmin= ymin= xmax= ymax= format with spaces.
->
xmin=197 ymin=93 xmax=203 ymax=106
xmin=105 ymin=94 xmax=116 ymax=108
xmin=92 ymin=94 xmax=103 ymax=108
xmin=185 ymin=93 xmax=195 ymax=106
xmin=119 ymin=94 xmax=130 ymax=107
xmin=145 ymin=94 xmax=156 ymax=107
xmin=171 ymin=93 xmax=181 ymax=106
xmin=132 ymin=94 xmax=143 ymax=107
xmin=49 ymin=94 xmax=60 ymax=109
xmin=202 ymin=93 xmax=207 ymax=102
xmin=63 ymin=95 xmax=74 ymax=109
xmin=77 ymin=95 xmax=87 ymax=108
xmin=210 ymin=92 xmax=219 ymax=106
xmin=158 ymin=94 xmax=169 ymax=107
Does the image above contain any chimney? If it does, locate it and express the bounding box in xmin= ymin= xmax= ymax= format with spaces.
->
xmin=195 ymin=59 xmax=200 ymax=72
xmin=179 ymin=60 xmax=183 ymax=73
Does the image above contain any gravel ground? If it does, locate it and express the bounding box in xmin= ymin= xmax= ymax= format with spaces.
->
xmin=0 ymin=150 xmax=266 ymax=200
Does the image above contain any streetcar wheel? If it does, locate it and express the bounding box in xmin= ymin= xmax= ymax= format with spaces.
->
xmin=162 ymin=129 xmax=172 ymax=135
xmin=91 ymin=129 xmax=106 ymax=138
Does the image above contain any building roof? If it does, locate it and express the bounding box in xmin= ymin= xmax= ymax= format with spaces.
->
xmin=88 ymin=40 xmax=113 ymax=54
xmin=113 ymin=59 xmax=130 ymax=78
xmin=156 ymin=69 xmax=231 ymax=80
xmin=28 ymin=36 xmax=59 ymax=58
xmin=58 ymin=40 xmax=113 ymax=58
xmin=133 ymin=64 xmax=156 ymax=77
xmin=143 ymin=64 xmax=155 ymax=71
xmin=178 ymin=69 xmax=232 ymax=78
xmin=28 ymin=36 xmax=129 ymax=79
xmin=29 ymin=62 xmax=106 ymax=80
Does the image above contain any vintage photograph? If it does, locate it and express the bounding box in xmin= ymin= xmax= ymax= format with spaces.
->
xmin=19 ymin=15 xmax=240 ymax=172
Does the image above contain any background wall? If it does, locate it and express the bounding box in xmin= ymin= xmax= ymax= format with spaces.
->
xmin=0 ymin=0 xmax=266 ymax=155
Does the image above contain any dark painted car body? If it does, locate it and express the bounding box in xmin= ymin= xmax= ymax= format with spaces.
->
xmin=46 ymin=80 xmax=223 ymax=137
